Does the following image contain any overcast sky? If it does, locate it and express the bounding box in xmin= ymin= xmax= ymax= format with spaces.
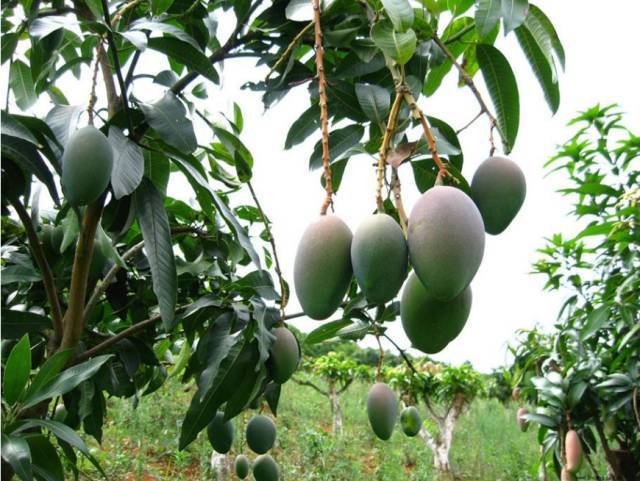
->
xmin=2 ymin=0 xmax=639 ymax=372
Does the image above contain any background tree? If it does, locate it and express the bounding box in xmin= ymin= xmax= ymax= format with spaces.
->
xmin=509 ymin=105 xmax=639 ymax=481
xmin=1 ymin=0 xmax=566 ymax=478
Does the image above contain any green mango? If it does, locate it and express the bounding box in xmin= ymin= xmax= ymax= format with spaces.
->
xmin=246 ymin=415 xmax=276 ymax=454
xmin=400 ymin=406 xmax=422 ymax=437
xmin=269 ymin=327 xmax=300 ymax=384
xmin=252 ymin=454 xmax=279 ymax=481
xmin=235 ymin=454 xmax=251 ymax=479
xmin=207 ymin=411 xmax=233 ymax=454
xmin=366 ymin=382 xmax=397 ymax=441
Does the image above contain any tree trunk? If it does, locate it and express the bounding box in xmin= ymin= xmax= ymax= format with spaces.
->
xmin=211 ymin=452 xmax=228 ymax=480
xmin=328 ymin=382 xmax=343 ymax=435
xmin=610 ymin=450 xmax=638 ymax=481
xmin=538 ymin=445 xmax=548 ymax=481
xmin=419 ymin=393 xmax=466 ymax=473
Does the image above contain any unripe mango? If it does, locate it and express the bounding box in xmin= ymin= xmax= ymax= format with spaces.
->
xmin=400 ymin=272 xmax=471 ymax=354
xmin=400 ymin=406 xmax=422 ymax=437
xmin=246 ymin=415 xmax=276 ymax=454
xmin=61 ymin=126 xmax=113 ymax=206
xmin=351 ymin=214 xmax=408 ymax=304
xmin=207 ymin=411 xmax=233 ymax=454
xmin=269 ymin=327 xmax=300 ymax=384
xmin=235 ymin=454 xmax=251 ymax=479
xmin=561 ymin=466 xmax=576 ymax=481
xmin=471 ymin=156 xmax=526 ymax=235
xmin=366 ymin=382 xmax=398 ymax=441
xmin=407 ymin=186 xmax=484 ymax=300
xmin=252 ymin=454 xmax=279 ymax=481
xmin=516 ymin=407 xmax=529 ymax=432
xmin=293 ymin=215 xmax=353 ymax=320
xmin=565 ymin=430 xmax=582 ymax=473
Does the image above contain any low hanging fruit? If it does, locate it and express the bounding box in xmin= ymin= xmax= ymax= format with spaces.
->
xmin=516 ymin=407 xmax=529 ymax=432
xmin=268 ymin=327 xmax=300 ymax=384
xmin=471 ymin=156 xmax=526 ymax=235
xmin=407 ymin=186 xmax=485 ymax=301
xmin=400 ymin=406 xmax=422 ymax=437
xmin=351 ymin=213 xmax=408 ymax=304
xmin=61 ymin=126 xmax=113 ymax=206
xmin=252 ymin=454 xmax=279 ymax=481
xmin=366 ymin=382 xmax=398 ymax=441
xmin=235 ymin=455 xmax=251 ymax=479
xmin=565 ymin=429 xmax=582 ymax=473
xmin=400 ymin=272 xmax=472 ymax=354
xmin=246 ymin=415 xmax=276 ymax=454
xmin=293 ymin=215 xmax=353 ymax=320
xmin=206 ymin=411 xmax=233 ymax=454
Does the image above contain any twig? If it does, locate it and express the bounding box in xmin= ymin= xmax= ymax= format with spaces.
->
xmin=266 ymin=21 xmax=314 ymax=81
xmin=292 ymin=377 xmax=328 ymax=396
xmin=312 ymin=0 xmax=333 ymax=215
xmin=110 ymin=0 xmax=144 ymax=25
xmin=282 ymin=311 xmax=305 ymax=321
xmin=337 ymin=379 xmax=353 ymax=395
xmin=456 ymin=110 xmax=483 ymax=135
xmin=376 ymin=92 xmax=403 ymax=212
xmin=87 ymin=43 xmax=101 ymax=125
xmin=96 ymin=40 xmax=119 ymax=118
xmin=375 ymin=333 xmax=385 ymax=381
xmin=10 ymin=198 xmax=64 ymax=343
xmin=382 ymin=333 xmax=421 ymax=380
xmin=407 ymin=94 xmax=448 ymax=177
xmin=390 ymin=167 xmax=408 ymax=234
xmin=247 ymin=181 xmax=288 ymax=321
xmin=124 ymin=47 xmax=142 ymax=87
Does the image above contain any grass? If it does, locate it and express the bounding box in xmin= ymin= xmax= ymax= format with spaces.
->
xmin=79 ymin=375 xmax=550 ymax=481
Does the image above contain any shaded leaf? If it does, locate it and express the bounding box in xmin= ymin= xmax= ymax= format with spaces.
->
xmin=475 ymin=0 xmax=502 ymax=38
xmin=1 ymin=434 xmax=32 ymax=481
xmin=381 ymin=0 xmax=414 ymax=32
xmin=108 ymin=127 xmax=144 ymax=199
xmin=10 ymin=60 xmax=37 ymax=111
xmin=139 ymin=92 xmax=197 ymax=153
xmin=147 ymin=37 xmax=219 ymax=84
xmin=355 ymin=83 xmax=390 ymax=126
xmin=0 ymin=309 xmax=52 ymax=339
xmin=309 ymin=124 xmax=364 ymax=170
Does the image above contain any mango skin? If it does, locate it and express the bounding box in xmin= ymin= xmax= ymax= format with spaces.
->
xmin=400 ymin=406 xmax=422 ymax=437
xmin=246 ymin=415 xmax=276 ymax=454
xmin=235 ymin=454 xmax=251 ymax=479
xmin=517 ymin=407 xmax=529 ymax=432
xmin=351 ymin=214 xmax=408 ymax=304
xmin=252 ymin=454 xmax=279 ymax=481
xmin=400 ymin=272 xmax=472 ymax=354
xmin=61 ymin=126 xmax=113 ymax=206
xmin=471 ymin=156 xmax=526 ymax=235
xmin=407 ymin=186 xmax=484 ymax=300
xmin=207 ymin=411 xmax=233 ymax=454
xmin=565 ymin=430 xmax=582 ymax=473
xmin=269 ymin=327 xmax=300 ymax=384
xmin=293 ymin=215 xmax=353 ymax=320
xmin=366 ymin=382 xmax=398 ymax=441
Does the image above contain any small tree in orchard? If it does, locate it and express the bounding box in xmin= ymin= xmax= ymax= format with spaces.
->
xmin=386 ymin=361 xmax=485 ymax=472
xmin=509 ymin=106 xmax=639 ymax=481
xmin=294 ymin=352 xmax=373 ymax=434
xmin=1 ymin=0 xmax=567 ymax=477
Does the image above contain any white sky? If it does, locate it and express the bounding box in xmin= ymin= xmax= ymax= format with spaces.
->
xmin=2 ymin=0 xmax=639 ymax=372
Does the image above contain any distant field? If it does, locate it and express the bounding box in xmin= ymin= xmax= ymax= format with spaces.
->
xmin=78 ymin=375 xmax=553 ymax=480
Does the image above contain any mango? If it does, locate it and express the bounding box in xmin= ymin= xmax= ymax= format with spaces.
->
xmin=516 ymin=407 xmax=529 ymax=432
xmin=400 ymin=272 xmax=471 ymax=354
xmin=246 ymin=415 xmax=276 ymax=454
xmin=471 ymin=156 xmax=526 ymax=235
xmin=235 ymin=454 xmax=251 ymax=479
xmin=351 ymin=214 xmax=407 ymax=304
xmin=366 ymin=382 xmax=397 ymax=441
xmin=407 ymin=186 xmax=484 ymax=300
xmin=565 ymin=430 xmax=582 ymax=473
xmin=207 ymin=411 xmax=233 ymax=454
xmin=293 ymin=215 xmax=353 ymax=320
xmin=400 ymin=406 xmax=422 ymax=437
xmin=61 ymin=126 xmax=113 ymax=206
xmin=269 ymin=327 xmax=300 ymax=384
xmin=252 ymin=454 xmax=279 ymax=481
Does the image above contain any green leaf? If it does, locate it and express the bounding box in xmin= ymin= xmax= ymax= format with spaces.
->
xmin=1 ymin=434 xmax=32 ymax=481
xmin=10 ymin=60 xmax=37 ymax=111
xmin=476 ymin=44 xmax=520 ymax=153
xmin=521 ymin=412 xmax=559 ymax=428
xmin=581 ymin=305 xmax=610 ymax=340
xmin=1 ymin=135 xmax=60 ymax=205
xmin=525 ymin=4 xmax=564 ymax=70
xmin=371 ymin=21 xmax=416 ymax=65
xmin=355 ymin=83 xmax=390 ymax=126
xmin=305 ymin=319 xmax=352 ymax=345
xmin=567 ymin=381 xmax=587 ymax=409
xmin=26 ymin=434 xmax=64 ymax=481
xmin=381 ymin=0 xmax=414 ymax=32
xmin=285 ymin=0 xmax=312 ymax=21
xmin=264 ymin=382 xmax=281 ymax=415
xmin=29 ymin=16 xmax=69 ymax=39
xmin=285 ymin=104 xmax=319 ymax=149
xmin=2 ymin=33 xmax=19 ymax=64
xmin=151 ymin=0 xmax=175 ymax=15
xmin=235 ymin=271 xmax=278 ymax=300
xmin=129 ymin=20 xmax=200 ymax=50
xmin=475 ymin=0 xmax=502 ymax=38
xmin=1 ymin=112 xmax=39 ymax=145
xmin=309 ymin=124 xmax=364 ymax=170
xmin=147 ymin=37 xmax=219 ymax=84
xmin=1 ymin=309 xmax=52 ymax=339
xmin=500 ymin=0 xmax=528 ymax=34
xmin=23 ymin=350 xmax=73 ymax=402
xmin=223 ymin=342 xmax=264 ymax=420
xmin=515 ymin=25 xmax=559 ymax=113
xmin=22 ymin=355 xmax=112 ymax=409
xmin=134 ymin=179 xmax=177 ymax=329
xmin=3 ymin=335 xmax=31 ymax=405
xmin=212 ymin=127 xmax=254 ymax=182
xmin=44 ymin=104 xmax=83 ymax=147
xmin=108 ymin=127 xmax=144 ymax=199
xmin=139 ymin=92 xmax=197 ymax=153
xmin=233 ymin=103 xmax=244 ymax=133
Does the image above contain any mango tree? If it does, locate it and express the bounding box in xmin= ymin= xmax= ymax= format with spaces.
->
xmin=509 ymin=106 xmax=639 ymax=481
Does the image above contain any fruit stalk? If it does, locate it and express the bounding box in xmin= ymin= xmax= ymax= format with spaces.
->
xmin=312 ymin=0 xmax=333 ymax=215
xmin=376 ymin=92 xmax=404 ymax=212
xmin=390 ymin=167 xmax=408 ymax=233
xmin=266 ymin=21 xmax=314 ymax=81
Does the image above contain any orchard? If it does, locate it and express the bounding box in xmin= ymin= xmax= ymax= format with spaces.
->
xmin=1 ymin=0 xmax=638 ymax=480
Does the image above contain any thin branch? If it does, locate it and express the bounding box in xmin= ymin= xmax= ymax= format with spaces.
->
xmin=337 ymin=379 xmax=353 ymax=395
xmin=375 ymin=334 xmax=384 ymax=381
xmin=376 ymin=92 xmax=403 ymax=212
xmin=456 ymin=110 xmax=483 ymax=135
xmin=96 ymin=41 xmax=119 ymax=118
xmin=390 ymin=167 xmax=408 ymax=234
xmin=292 ymin=377 xmax=328 ymax=396
xmin=10 ymin=198 xmax=63 ymax=342
xmin=313 ymin=0 xmax=333 ymax=215
xmin=124 ymin=47 xmax=142 ymax=88
xmin=266 ymin=21 xmax=314 ymax=81
xmin=282 ymin=311 xmax=305 ymax=321
xmin=247 ymin=181 xmax=288 ymax=320
xmin=404 ymin=91 xmax=448 ymax=176
xmin=87 ymin=43 xmax=101 ymax=125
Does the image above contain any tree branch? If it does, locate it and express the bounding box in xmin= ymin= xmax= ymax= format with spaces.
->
xmin=337 ymin=378 xmax=353 ymax=395
xmin=247 ymin=181 xmax=288 ymax=319
xmin=376 ymin=92 xmax=403 ymax=212
xmin=292 ymin=377 xmax=328 ymax=396
xmin=266 ymin=21 xmax=314 ymax=81
xmin=10 ymin=198 xmax=63 ymax=342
